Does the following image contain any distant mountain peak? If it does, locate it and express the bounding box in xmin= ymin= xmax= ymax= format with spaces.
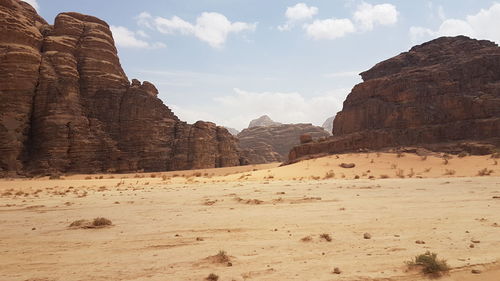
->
xmin=248 ymin=115 xmax=282 ymax=128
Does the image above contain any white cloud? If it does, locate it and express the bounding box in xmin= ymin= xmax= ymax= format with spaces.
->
xmin=278 ymin=3 xmax=319 ymax=31
xmin=110 ymin=26 xmax=166 ymax=49
xmin=22 ymin=0 xmax=38 ymax=11
xmin=353 ymin=2 xmax=399 ymax=31
xmin=410 ymin=3 xmax=500 ymax=44
xmin=136 ymin=12 xmax=153 ymax=29
xmin=286 ymin=3 xmax=319 ymax=21
xmin=304 ymin=18 xmax=356 ymax=40
xmin=170 ymin=88 xmax=348 ymax=131
xmin=143 ymin=12 xmax=256 ymax=48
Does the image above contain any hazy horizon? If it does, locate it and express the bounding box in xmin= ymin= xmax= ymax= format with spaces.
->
xmin=26 ymin=0 xmax=500 ymax=130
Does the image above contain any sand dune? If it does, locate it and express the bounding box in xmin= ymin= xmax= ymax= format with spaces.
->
xmin=1 ymin=152 xmax=499 ymax=280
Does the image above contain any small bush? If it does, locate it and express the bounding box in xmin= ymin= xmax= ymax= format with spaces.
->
xmin=406 ymin=251 xmax=450 ymax=275
xmin=92 ymin=217 xmax=112 ymax=227
xmin=214 ymin=250 xmax=230 ymax=263
xmin=477 ymin=168 xmax=493 ymax=176
xmin=444 ymin=169 xmax=456 ymax=176
xmin=320 ymin=233 xmax=332 ymax=242
xmin=205 ymin=273 xmax=219 ymax=281
xmin=380 ymin=174 xmax=389 ymax=179
xmin=458 ymin=151 xmax=468 ymax=158
xmin=301 ymin=236 xmax=313 ymax=242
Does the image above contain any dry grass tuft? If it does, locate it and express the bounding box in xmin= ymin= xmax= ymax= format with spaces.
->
xmin=320 ymin=233 xmax=332 ymax=242
xmin=406 ymin=251 xmax=450 ymax=276
xmin=205 ymin=273 xmax=219 ymax=281
xmin=301 ymin=236 xmax=313 ymax=242
xmin=69 ymin=217 xmax=112 ymax=229
xmin=444 ymin=169 xmax=456 ymax=176
xmin=477 ymin=168 xmax=494 ymax=176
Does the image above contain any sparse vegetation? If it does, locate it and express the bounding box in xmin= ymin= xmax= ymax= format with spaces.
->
xmin=421 ymin=155 xmax=427 ymax=161
xmin=406 ymin=251 xmax=450 ymax=275
xmin=92 ymin=217 xmax=112 ymax=227
xmin=477 ymin=168 xmax=494 ymax=176
xmin=301 ymin=236 xmax=313 ymax=242
xmin=444 ymin=169 xmax=456 ymax=176
xmin=324 ymin=170 xmax=335 ymax=179
xmin=205 ymin=273 xmax=219 ymax=281
xmin=214 ymin=250 xmax=230 ymax=263
xmin=320 ymin=233 xmax=332 ymax=242
xmin=458 ymin=151 xmax=468 ymax=158
xmin=380 ymin=174 xmax=389 ymax=179
xmin=69 ymin=217 xmax=112 ymax=229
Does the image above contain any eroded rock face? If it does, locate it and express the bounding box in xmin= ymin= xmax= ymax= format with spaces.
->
xmin=0 ymin=0 xmax=241 ymax=175
xmin=289 ymin=36 xmax=500 ymax=162
xmin=238 ymin=123 xmax=330 ymax=164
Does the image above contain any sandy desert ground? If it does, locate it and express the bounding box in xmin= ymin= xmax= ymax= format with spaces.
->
xmin=1 ymin=152 xmax=500 ymax=281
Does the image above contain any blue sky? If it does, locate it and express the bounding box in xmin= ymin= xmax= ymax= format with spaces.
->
xmin=25 ymin=0 xmax=500 ymax=130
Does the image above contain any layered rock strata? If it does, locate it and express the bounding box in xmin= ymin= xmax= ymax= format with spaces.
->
xmin=0 ymin=0 xmax=240 ymax=175
xmin=289 ymin=36 xmax=500 ymax=162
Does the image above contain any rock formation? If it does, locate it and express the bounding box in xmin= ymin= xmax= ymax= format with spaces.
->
xmin=248 ymin=115 xmax=282 ymax=128
xmin=224 ymin=127 xmax=240 ymax=136
xmin=289 ymin=36 xmax=500 ymax=162
xmin=0 ymin=0 xmax=241 ymax=175
xmin=321 ymin=116 xmax=335 ymax=134
xmin=238 ymin=123 xmax=330 ymax=164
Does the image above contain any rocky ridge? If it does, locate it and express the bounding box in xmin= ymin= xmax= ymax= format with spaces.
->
xmin=238 ymin=120 xmax=330 ymax=164
xmin=0 ymin=0 xmax=241 ymax=175
xmin=289 ymin=36 xmax=500 ymax=162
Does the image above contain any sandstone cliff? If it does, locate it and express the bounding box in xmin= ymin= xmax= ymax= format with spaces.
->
xmin=238 ymin=122 xmax=330 ymax=164
xmin=289 ymin=36 xmax=500 ymax=162
xmin=0 ymin=0 xmax=241 ymax=175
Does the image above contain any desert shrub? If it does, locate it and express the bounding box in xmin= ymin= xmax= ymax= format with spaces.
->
xmin=49 ymin=174 xmax=61 ymax=180
xmin=193 ymin=172 xmax=202 ymax=177
xmin=444 ymin=169 xmax=456 ymax=175
xmin=301 ymin=236 xmax=313 ymax=242
xmin=458 ymin=151 xmax=468 ymax=158
xmin=477 ymin=168 xmax=493 ymax=176
xmin=491 ymin=152 xmax=500 ymax=159
xmin=420 ymin=155 xmax=427 ymax=161
xmin=84 ymin=176 xmax=92 ymax=180
xmin=214 ymin=250 xmax=230 ymax=263
xmin=406 ymin=251 xmax=449 ymax=275
xmin=380 ymin=174 xmax=389 ymax=179
xmin=320 ymin=233 xmax=332 ymax=242
xmin=206 ymin=273 xmax=219 ymax=281
xmin=92 ymin=217 xmax=112 ymax=227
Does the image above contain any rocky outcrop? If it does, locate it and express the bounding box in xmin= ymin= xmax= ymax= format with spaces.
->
xmin=289 ymin=36 xmax=500 ymax=162
xmin=238 ymin=123 xmax=330 ymax=164
xmin=321 ymin=116 xmax=335 ymax=134
xmin=248 ymin=115 xmax=282 ymax=128
xmin=0 ymin=0 xmax=241 ymax=175
xmin=224 ymin=127 xmax=240 ymax=136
